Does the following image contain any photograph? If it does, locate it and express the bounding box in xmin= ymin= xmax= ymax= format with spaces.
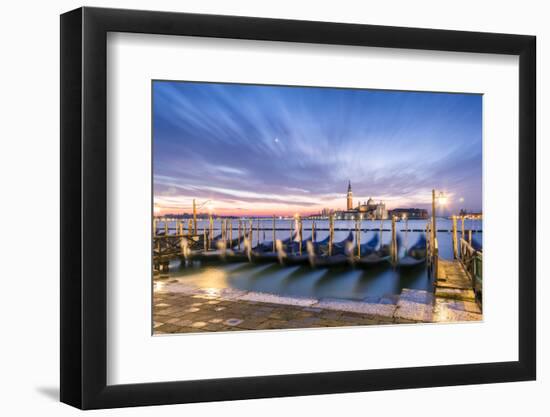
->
xmin=152 ymin=81 xmax=483 ymax=334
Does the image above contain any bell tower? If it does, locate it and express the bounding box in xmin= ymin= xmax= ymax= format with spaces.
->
xmin=347 ymin=181 xmax=353 ymax=210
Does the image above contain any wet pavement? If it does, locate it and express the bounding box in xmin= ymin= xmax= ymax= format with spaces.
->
xmin=153 ymin=271 xmax=482 ymax=335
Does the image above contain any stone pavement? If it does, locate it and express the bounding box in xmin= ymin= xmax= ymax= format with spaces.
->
xmin=153 ymin=276 xmax=482 ymax=335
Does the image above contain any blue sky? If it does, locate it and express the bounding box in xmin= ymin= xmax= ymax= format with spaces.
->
xmin=153 ymin=81 xmax=482 ymax=216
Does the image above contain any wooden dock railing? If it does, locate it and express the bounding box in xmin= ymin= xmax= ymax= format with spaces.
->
xmin=459 ymin=238 xmax=483 ymax=298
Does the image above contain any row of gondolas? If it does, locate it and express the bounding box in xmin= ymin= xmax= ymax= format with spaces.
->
xmin=184 ymin=231 xmax=429 ymax=269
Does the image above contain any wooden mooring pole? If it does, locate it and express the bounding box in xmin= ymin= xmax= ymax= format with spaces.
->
xmin=209 ymin=215 xmax=213 ymax=246
xmin=238 ymin=220 xmax=242 ymax=250
xmin=298 ymin=215 xmax=303 ymax=256
xmin=272 ymin=215 xmax=276 ymax=252
xmin=193 ymin=199 xmax=197 ymax=235
xmin=426 ymin=222 xmax=431 ymax=266
xmin=329 ymin=214 xmax=334 ymax=256
xmin=391 ymin=215 xmax=397 ymax=264
xmin=452 ymin=215 xmax=458 ymax=259
xmin=431 ymin=189 xmax=437 ymax=243
xmin=355 ymin=219 xmax=361 ymax=258
xmin=379 ymin=217 xmax=384 ymax=248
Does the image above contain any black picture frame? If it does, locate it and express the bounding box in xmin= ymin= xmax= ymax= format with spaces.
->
xmin=60 ymin=6 xmax=536 ymax=410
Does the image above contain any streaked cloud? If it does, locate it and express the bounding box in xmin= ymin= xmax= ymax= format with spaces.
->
xmin=153 ymin=81 xmax=482 ymax=216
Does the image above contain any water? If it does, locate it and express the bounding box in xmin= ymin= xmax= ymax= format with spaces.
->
xmin=158 ymin=218 xmax=482 ymax=301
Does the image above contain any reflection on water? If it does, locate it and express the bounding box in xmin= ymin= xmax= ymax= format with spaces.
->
xmin=165 ymin=261 xmax=434 ymax=301
xmin=161 ymin=218 xmax=482 ymax=301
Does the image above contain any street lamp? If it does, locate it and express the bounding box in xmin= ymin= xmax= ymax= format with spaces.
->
xmin=431 ymin=189 xmax=448 ymax=241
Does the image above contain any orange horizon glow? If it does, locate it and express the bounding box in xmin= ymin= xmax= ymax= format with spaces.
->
xmin=153 ymin=191 xmax=444 ymax=218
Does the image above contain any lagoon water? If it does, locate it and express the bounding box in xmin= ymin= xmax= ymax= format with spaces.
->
xmin=159 ymin=218 xmax=482 ymax=301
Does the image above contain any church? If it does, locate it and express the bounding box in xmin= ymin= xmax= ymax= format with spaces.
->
xmin=338 ymin=181 xmax=388 ymax=220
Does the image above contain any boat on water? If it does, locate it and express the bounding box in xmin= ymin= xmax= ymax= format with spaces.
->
xmin=317 ymin=231 xmax=354 ymax=256
xmin=308 ymin=232 xmax=355 ymax=267
xmin=252 ymin=233 xmax=296 ymax=254
xmin=397 ymin=234 xmax=427 ymax=268
xmin=357 ymin=233 xmax=379 ymax=257
xmin=277 ymin=232 xmax=355 ymax=267
xmin=211 ymin=234 xmax=244 ymax=250
xmin=355 ymin=234 xmax=399 ymax=268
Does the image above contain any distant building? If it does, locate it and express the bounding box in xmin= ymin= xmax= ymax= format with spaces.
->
xmin=388 ymin=208 xmax=428 ymax=220
xmin=347 ymin=181 xmax=353 ymax=210
xmin=335 ymin=182 xmax=388 ymax=220
xmin=459 ymin=209 xmax=482 ymax=219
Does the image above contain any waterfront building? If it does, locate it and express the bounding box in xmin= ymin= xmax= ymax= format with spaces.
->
xmin=459 ymin=209 xmax=483 ymax=219
xmin=388 ymin=208 xmax=428 ymax=220
xmin=336 ymin=182 xmax=388 ymax=220
xmin=347 ymin=181 xmax=353 ymax=210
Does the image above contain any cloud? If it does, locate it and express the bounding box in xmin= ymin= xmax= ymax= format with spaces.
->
xmin=153 ymin=82 xmax=482 ymax=215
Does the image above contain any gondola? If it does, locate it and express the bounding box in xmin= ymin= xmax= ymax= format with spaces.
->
xmin=357 ymin=233 xmax=379 ymax=257
xmin=313 ymin=253 xmax=350 ymax=267
xmin=276 ymin=235 xmax=329 ymax=266
xmin=249 ymin=233 xmax=297 ymax=263
xmin=211 ymin=234 xmax=245 ymax=250
xmin=252 ymin=232 xmax=296 ymax=254
xmin=287 ymin=235 xmax=318 ymax=254
xmin=283 ymin=233 xmax=355 ymax=267
xmin=397 ymin=234 xmax=427 ymax=268
xmin=317 ymin=231 xmax=354 ymax=256
xmin=355 ymin=234 xmax=399 ymax=267
xmin=310 ymin=232 xmax=355 ymax=267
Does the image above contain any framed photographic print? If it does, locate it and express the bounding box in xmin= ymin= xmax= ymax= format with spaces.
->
xmin=60 ymin=7 xmax=536 ymax=409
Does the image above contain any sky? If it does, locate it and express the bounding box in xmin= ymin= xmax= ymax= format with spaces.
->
xmin=153 ymin=81 xmax=482 ymax=217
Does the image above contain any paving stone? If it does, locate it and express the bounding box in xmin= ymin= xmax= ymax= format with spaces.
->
xmin=315 ymin=299 xmax=396 ymax=318
xmin=155 ymin=323 xmax=183 ymax=334
xmin=435 ymin=288 xmax=476 ymax=302
xmin=399 ymin=289 xmax=434 ymax=305
xmin=394 ymin=300 xmax=433 ymax=322
xmin=434 ymin=305 xmax=483 ymax=323
xmin=238 ymin=292 xmax=317 ymax=307
xmin=433 ymin=299 xmax=483 ymax=322
xmin=436 ymin=299 xmax=481 ymax=314
xmin=154 ymin=280 xmax=481 ymax=334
